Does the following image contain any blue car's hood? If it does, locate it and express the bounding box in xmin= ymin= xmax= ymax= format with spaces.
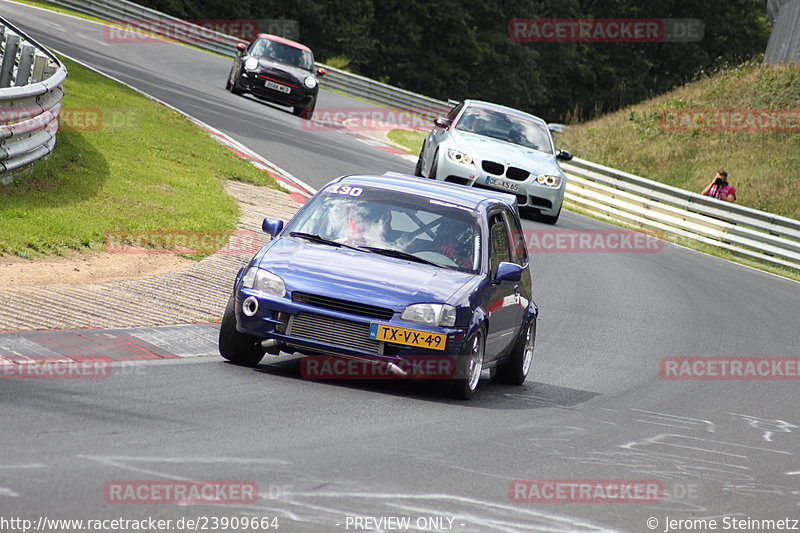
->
xmin=258 ymin=238 xmax=474 ymax=309
xmin=450 ymin=130 xmax=561 ymax=174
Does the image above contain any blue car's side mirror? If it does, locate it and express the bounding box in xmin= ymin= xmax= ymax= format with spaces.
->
xmin=262 ymin=217 xmax=284 ymax=237
xmin=494 ymin=261 xmax=523 ymax=282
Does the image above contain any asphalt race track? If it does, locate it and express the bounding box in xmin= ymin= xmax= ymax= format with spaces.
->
xmin=1 ymin=2 xmax=799 ymax=531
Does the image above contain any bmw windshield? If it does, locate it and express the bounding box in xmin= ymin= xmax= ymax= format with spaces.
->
xmin=283 ymin=184 xmax=483 ymax=274
xmin=455 ymin=106 xmax=554 ymax=154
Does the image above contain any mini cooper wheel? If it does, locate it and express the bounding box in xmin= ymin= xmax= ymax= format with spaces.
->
xmin=493 ymin=320 xmax=535 ymax=385
xmin=446 ymin=326 xmax=485 ymax=400
xmin=219 ymin=296 xmax=264 ymax=367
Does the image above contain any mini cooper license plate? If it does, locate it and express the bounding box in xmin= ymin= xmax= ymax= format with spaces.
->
xmin=486 ymin=176 xmax=520 ymax=192
xmin=369 ymin=324 xmax=447 ymax=350
xmin=264 ymin=80 xmax=291 ymax=94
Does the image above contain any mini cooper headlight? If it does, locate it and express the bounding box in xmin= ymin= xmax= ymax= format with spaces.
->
xmin=446 ymin=149 xmax=474 ymax=166
xmin=401 ymin=303 xmax=457 ymax=327
xmin=244 ymin=57 xmax=259 ymax=71
xmin=303 ymin=76 xmax=317 ymax=89
xmin=536 ymin=175 xmax=562 ymax=187
xmin=241 ymin=267 xmax=285 ymax=297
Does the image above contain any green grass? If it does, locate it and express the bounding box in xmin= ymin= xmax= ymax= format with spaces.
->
xmin=387 ymin=129 xmax=426 ymax=155
xmin=558 ymin=61 xmax=800 ymax=220
xmin=0 ymin=55 xmax=280 ymax=259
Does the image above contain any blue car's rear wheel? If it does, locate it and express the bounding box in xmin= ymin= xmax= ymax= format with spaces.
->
xmin=493 ymin=320 xmax=535 ymax=385
xmin=219 ymin=296 xmax=264 ymax=367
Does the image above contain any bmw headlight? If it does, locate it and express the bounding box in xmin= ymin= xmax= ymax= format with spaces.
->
xmin=446 ymin=149 xmax=474 ymax=166
xmin=401 ymin=303 xmax=457 ymax=327
xmin=536 ymin=175 xmax=562 ymax=187
xmin=244 ymin=57 xmax=259 ymax=71
xmin=241 ymin=267 xmax=285 ymax=297
xmin=303 ymin=76 xmax=317 ymax=89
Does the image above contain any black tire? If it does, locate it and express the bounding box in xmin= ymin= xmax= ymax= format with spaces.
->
xmin=429 ymin=149 xmax=440 ymax=180
xmin=493 ymin=320 xmax=535 ymax=385
xmin=218 ymin=296 xmax=264 ymax=367
xmin=293 ymin=98 xmax=316 ymax=120
xmin=413 ymin=147 xmax=424 ymax=177
xmin=535 ymin=206 xmax=561 ymax=225
xmin=229 ymin=66 xmax=244 ymax=95
xmin=445 ymin=326 xmax=485 ymax=400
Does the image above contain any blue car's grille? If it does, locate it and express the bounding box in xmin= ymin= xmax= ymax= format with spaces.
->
xmin=292 ymin=292 xmax=394 ymax=320
xmin=286 ymin=313 xmax=382 ymax=354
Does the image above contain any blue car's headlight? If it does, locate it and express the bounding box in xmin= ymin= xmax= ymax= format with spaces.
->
xmin=401 ymin=303 xmax=457 ymax=327
xmin=241 ymin=267 xmax=285 ymax=297
xmin=536 ymin=175 xmax=562 ymax=187
xmin=447 ymin=149 xmax=474 ymax=166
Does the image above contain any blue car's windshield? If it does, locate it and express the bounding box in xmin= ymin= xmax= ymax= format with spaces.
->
xmin=455 ymin=106 xmax=553 ymax=154
xmin=284 ymin=185 xmax=482 ymax=273
xmin=249 ymin=38 xmax=314 ymax=71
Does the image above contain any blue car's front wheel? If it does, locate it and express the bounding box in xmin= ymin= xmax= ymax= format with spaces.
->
xmin=446 ymin=326 xmax=485 ymax=400
xmin=219 ymin=296 xmax=265 ymax=367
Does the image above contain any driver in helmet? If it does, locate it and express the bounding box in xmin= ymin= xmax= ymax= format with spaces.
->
xmin=433 ymin=216 xmax=474 ymax=270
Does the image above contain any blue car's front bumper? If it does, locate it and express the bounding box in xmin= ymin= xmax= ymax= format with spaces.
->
xmin=233 ymin=288 xmax=470 ymax=365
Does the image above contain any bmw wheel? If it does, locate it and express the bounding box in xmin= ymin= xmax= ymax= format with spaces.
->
xmin=218 ymin=296 xmax=264 ymax=367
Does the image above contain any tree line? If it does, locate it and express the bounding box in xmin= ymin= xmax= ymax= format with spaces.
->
xmin=140 ymin=0 xmax=771 ymax=122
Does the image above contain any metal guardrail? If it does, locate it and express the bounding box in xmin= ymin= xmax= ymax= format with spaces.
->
xmin=0 ymin=17 xmax=67 ymax=182
xmin=40 ymin=0 xmax=800 ymax=271
xmin=562 ymin=157 xmax=800 ymax=271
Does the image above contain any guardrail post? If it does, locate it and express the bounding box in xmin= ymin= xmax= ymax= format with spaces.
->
xmin=0 ymin=33 xmax=20 ymax=87
xmin=15 ymin=44 xmax=35 ymax=86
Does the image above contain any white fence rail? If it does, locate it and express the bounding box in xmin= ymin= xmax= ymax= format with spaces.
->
xmin=0 ymin=17 xmax=67 ymax=182
xmin=562 ymin=158 xmax=800 ymax=271
xmin=40 ymin=0 xmax=800 ymax=271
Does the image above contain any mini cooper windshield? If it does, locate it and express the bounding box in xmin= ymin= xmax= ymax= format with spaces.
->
xmin=250 ymin=37 xmax=314 ymax=71
xmin=284 ymin=184 xmax=483 ymax=274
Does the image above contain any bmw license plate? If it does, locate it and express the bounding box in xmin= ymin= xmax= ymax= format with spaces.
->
xmin=369 ymin=324 xmax=447 ymax=350
xmin=485 ymin=176 xmax=519 ymax=192
xmin=264 ymin=80 xmax=291 ymax=94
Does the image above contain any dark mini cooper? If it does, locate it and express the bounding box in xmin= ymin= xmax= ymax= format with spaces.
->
xmin=219 ymin=173 xmax=537 ymax=399
xmin=226 ymin=33 xmax=326 ymax=119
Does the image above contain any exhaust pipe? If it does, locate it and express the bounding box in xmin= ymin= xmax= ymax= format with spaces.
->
xmin=386 ymin=362 xmax=408 ymax=377
xmin=261 ymin=339 xmax=279 ymax=349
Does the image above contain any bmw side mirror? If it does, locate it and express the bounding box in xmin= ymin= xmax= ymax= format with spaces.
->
xmin=556 ymin=149 xmax=573 ymax=161
xmin=262 ymin=217 xmax=284 ymax=237
xmin=433 ymin=117 xmax=450 ymax=129
xmin=495 ymin=262 xmax=523 ymax=282
xmin=236 ymin=42 xmax=247 ymax=55
xmin=316 ymin=67 xmax=327 ymax=77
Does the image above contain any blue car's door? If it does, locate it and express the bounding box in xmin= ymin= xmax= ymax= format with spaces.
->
xmin=483 ymin=211 xmax=525 ymax=358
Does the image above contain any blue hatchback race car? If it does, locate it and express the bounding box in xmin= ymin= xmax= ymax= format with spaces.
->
xmin=219 ymin=172 xmax=537 ymax=399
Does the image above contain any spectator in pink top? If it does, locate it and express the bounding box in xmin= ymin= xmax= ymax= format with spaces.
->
xmin=701 ymin=170 xmax=737 ymax=202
